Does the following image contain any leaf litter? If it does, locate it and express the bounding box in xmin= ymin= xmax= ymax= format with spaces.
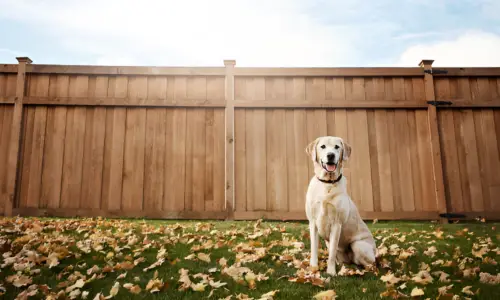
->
xmin=0 ymin=217 xmax=498 ymax=299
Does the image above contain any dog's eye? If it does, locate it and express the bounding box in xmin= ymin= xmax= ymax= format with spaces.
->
xmin=334 ymin=145 xmax=340 ymax=149
xmin=320 ymin=145 xmax=326 ymax=149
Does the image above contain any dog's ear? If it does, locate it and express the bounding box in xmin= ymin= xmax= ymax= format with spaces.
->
xmin=342 ymin=140 xmax=352 ymax=161
xmin=305 ymin=138 xmax=319 ymax=162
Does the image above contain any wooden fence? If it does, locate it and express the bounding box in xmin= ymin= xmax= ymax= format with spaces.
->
xmin=1 ymin=57 xmax=499 ymax=221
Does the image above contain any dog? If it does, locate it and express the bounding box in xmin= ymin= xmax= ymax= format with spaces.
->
xmin=305 ymin=136 xmax=376 ymax=276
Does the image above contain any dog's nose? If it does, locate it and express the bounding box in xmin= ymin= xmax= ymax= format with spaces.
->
xmin=327 ymin=153 xmax=335 ymax=161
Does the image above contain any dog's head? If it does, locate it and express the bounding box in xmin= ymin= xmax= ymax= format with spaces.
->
xmin=305 ymin=136 xmax=351 ymax=179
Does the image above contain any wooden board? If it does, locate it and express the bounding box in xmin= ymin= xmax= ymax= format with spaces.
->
xmin=101 ymin=76 xmax=128 ymax=210
xmin=234 ymin=109 xmax=247 ymax=212
xmin=122 ymin=77 xmax=148 ymax=210
xmin=143 ymin=109 xmax=166 ymax=211
xmin=213 ymin=109 xmax=225 ymax=212
xmin=164 ymin=108 xmax=187 ymax=212
xmin=80 ymin=77 xmax=108 ymax=209
xmin=0 ymin=105 xmax=13 ymax=210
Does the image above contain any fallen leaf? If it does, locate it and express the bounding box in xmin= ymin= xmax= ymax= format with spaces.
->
xmin=6 ymin=274 xmax=32 ymax=288
xmin=380 ymin=272 xmax=401 ymax=285
xmin=178 ymin=268 xmax=192 ymax=291
xmin=46 ymin=252 xmax=60 ymax=268
xmin=438 ymin=284 xmax=453 ymax=296
xmin=82 ymin=291 xmax=89 ymax=299
xmin=66 ymin=279 xmax=85 ymax=293
xmin=423 ymin=246 xmax=438 ymax=257
xmin=69 ymin=289 xmax=81 ymax=299
xmin=432 ymin=271 xmax=451 ymax=283
xmin=209 ymin=280 xmax=227 ymax=288
xmin=258 ymin=290 xmax=279 ymax=300
xmin=412 ymin=271 xmax=433 ymax=285
xmin=145 ymin=278 xmax=164 ymax=293
xmin=191 ymin=283 xmax=207 ymax=292
xmin=219 ymin=257 xmax=228 ymax=267
xmin=197 ymin=252 xmax=211 ymax=263
xmin=479 ymin=272 xmax=500 ymax=285
xmin=462 ymin=286 xmax=474 ymax=296
xmin=410 ymin=287 xmax=424 ymax=297
xmin=105 ymin=282 xmax=120 ymax=299
xmin=123 ymin=283 xmax=142 ymax=294
xmin=313 ymin=289 xmax=337 ymax=300
xmin=472 ymin=247 xmax=489 ymax=258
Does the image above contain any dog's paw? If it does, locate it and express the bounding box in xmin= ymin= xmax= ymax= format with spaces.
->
xmin=326 ymin=266 xmax=337 ymax=277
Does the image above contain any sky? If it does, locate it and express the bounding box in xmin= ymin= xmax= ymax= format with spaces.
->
xmin=0 ymin=0 xmax=499 ymax=67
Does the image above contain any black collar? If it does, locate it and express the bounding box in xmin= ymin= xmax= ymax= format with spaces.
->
xmin=316 ymin=173 xmax=343 ymax=184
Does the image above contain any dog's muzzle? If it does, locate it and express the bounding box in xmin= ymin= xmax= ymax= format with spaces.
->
xmin=322 ymin=153 xmax=337 ymax=172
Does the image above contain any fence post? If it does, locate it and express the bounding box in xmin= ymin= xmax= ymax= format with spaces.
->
xmin=419 ymin=59 xmax=448 ymax=223
xmin=4 ymin=57 xmax=32 ymax=217
xmin=224 ymin=60 xmax=236 ymax=220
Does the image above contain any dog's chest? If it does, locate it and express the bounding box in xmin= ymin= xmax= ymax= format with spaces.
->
xmin=310 ymin=187 xmax=345 ymax=239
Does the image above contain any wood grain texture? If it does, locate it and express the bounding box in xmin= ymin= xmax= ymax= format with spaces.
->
xmin=143 ymin=109 xmax=166 ymax=211
xmin=4 ymin=62 xmax=499 ymax=220
xmin=164 ymin=108 xmax=187 ymax=212
xmin=213 ymin=109 xmax=225 ymax=212
xmin=235 ymin=109 xmax=247 ymax=212
xmin=0 ymin=105 xmax=13 ymax=211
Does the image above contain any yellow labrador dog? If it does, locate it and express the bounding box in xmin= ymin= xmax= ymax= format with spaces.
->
xmin=305 ymin=136 xmax=376 ymax=276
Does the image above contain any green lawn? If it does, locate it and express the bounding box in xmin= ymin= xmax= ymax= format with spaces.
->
xmin=0 ymin=217 xmax=498 ymax=299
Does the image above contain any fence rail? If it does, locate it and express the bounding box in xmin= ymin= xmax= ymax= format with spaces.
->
xmin=1 ymin=57 xmax=499 ymax=221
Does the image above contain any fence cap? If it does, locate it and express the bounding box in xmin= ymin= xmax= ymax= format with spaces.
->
xmin=224 ymin=60 xmax=236 ymax=66
xmin=16 ymin=57 xmax=33 ymax=64
xmin=419 ymin=59 xmax=434 ymax=67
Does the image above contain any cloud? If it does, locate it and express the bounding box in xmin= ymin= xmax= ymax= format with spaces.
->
xmin=396 ymin=30 xmax=500 ymax=67
xmin=1 ymin=1 xmax=499 ymax=67
xmin=0 ymin=0 xmax=361 ymax=67
xmin=0 ymin=48 xmax=29 ymax=57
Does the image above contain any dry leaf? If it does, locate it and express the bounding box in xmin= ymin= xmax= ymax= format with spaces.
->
xmin=219 ymin=257 xmax=228 ymax=267
xmin=46 ymin=252 xmax=60 ymax=268
xmin=258 ymin=290 xmax=279 ymax=300
xmin=93 ymin=292 xmax=104 ymax=300
xmin=479 ymin=272 xmax=500 ymax=285
xmin=191 ymin=283 xmax=207 ymax=292
xmin=69 ymin=289 xmax=81 ymax=299
xmin=472 ymin=247 xmax=489 ymax=258
xmin=146 ymin=278 xmax=164 ymax=293
xmin=423 ymin=246 xmax=437 ymax=257
xmin=462 ymin=286 xmax=474 ymax=296
xmin=178 ymin=268 xmax=192 ymax=291
xmin=123 ymin=283 xmax=142 ymax=294
xmin=432 ymin=271 xmax=451 ymax=283
xmin=412 ymin=271 xmax=433 ymax=285
xmin=6 ymin=274 xmax=32 ymax=288
xmin=66 ymin=279 xmax=85 ymax=293
xmin=105 ymin=282 xmax=120 ymax=299
xmin=198 ymin=252 xmax=211 ymax=263
xmin=209 ymin=280 xmax=227 ymax=288
xmin=410 ymin=287 xmax=424 ymax=297
xmin=380 ymin=272 xmax=401 ymax=285
xmin=438 ymin=284 xmax=453 ymax=296
xmin=313 ymin=289 xmax=337 ymax=300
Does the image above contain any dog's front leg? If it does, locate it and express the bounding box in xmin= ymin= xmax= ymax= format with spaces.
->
xmin=309 ymin=222 xmax=319 ymax=269
xmin=326 ymin=223 xmax=342 ymax=276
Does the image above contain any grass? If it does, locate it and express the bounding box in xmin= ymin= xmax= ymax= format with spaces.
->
xmin=0 ymin=217 xmax=499 ymax=299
